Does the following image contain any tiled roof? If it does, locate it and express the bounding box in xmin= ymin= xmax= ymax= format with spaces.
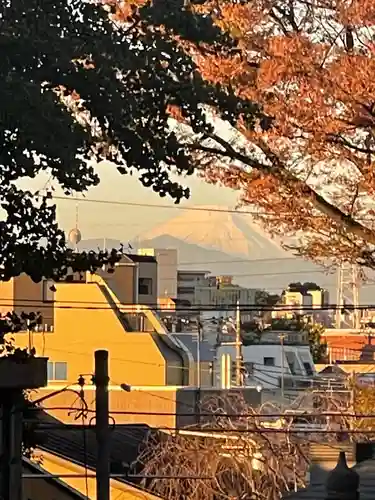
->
xmin=36 ymin=411 xmax=160 ymax=490
xmin=324 ymin=335 xmax=375 ymax=361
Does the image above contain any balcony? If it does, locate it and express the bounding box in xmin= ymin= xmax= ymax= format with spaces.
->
xmin=120 ymin=311 xmax=157 ymax=333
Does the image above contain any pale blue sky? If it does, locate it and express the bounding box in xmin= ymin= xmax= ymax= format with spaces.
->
xmin=25 ymin=161 xmax=239 ymax=241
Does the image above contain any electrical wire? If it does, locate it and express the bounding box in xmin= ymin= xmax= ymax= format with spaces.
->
xmin=4 ymin=299 xmax=375 ymax=311
xmin=34 ymin=409 xmax=372 ymax=418
xmin=25 ymin=420 xmax=375 ymax=435
xmin=52 ymin=195 xmax=375 ymax=222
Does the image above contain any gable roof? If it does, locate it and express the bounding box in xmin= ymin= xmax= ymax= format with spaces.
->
xmin=36 ymin=411 xmax=162 ymax=495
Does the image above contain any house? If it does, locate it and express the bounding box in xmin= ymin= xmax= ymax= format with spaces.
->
xmin=321 ymin=328 xmax=375 ymax=363
xmin=4 ymin=272 xmax=193 ymax=388
xmin=30 ymin=412 xmax=162 ymax=500
xmin=215 ymin=330 xmax=316 ymax=395
xmin=22 ymin=457 xmax=88 ymax=500
xmin=316 ymin=328 xmax=375 ymax=377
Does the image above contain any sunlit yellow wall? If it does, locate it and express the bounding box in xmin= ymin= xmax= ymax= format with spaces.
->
xmin=36 ymin=450 xmax=160 ymax=500
xmin=0 ymin=279 xmax=14 ymax=315
xmin=14 ymin=274 xmax=54 ymax=326
xmin=14 ymin=282 xmax=169 ymax=386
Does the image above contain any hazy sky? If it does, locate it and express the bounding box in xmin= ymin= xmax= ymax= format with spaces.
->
xmin=23 ymin=161 xmax=239 ymax=241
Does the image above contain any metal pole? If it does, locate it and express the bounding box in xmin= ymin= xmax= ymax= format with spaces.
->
xmin=235 ymin=300 xmax=242 ymax=386
xmin=195 ymin=321 xmax=202 ymax=424
xmin=95 ymin=350 xmax=110 ymax=500
xmin=197 ymin=322 xmax=201 ymax=389
xmin=280 ymin=334 xmax=285 ymax=402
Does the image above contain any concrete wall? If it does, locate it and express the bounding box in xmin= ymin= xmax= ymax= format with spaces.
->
xmin=97 ymin=263 xmax=136 ymax=305
xmin=0 ymin=276 xmax=54 ymax=328
xmin=97 ymin=256 xmax=157 ymax=307
xmin=32 ymin=386 xmax=263 ymax=429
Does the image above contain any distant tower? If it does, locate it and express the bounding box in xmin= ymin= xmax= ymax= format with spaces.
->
xmin=335 ymin=263 xmax=361 ymax=329
xmin=68 ymin=201 xmax=82 ymax=251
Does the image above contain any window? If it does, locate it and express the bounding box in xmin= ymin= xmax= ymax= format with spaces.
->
xmin=47 ymin=361 xmax=67 ymax=381
xmin=138 ymin=277 xmax=152 ymax=295
xmin=303 ymin=362 xmax=314 ymax=376
xmin=264 ymin=357 xmax=275 ymax=366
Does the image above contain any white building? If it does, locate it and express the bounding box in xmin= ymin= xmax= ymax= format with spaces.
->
xmin=214 ymin=330 xmax=316 ymax=391
xmin=272 ymin=284 xmax=330 ymax=324
xmin=138 ymin=248 xmax=178 ymax=298
xmin=195 ymin=280 xmax=257 ymax=322
xmin=177 ymin=270 xmax=210 ymax=305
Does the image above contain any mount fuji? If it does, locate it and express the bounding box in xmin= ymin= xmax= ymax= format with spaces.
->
xmin=139 ymin=205 xmax=285 ymax=259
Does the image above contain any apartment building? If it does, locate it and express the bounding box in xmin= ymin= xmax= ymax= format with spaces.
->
xmin=2 ymin=272 xmax=193 ymax=388
xmin=272 ymin=283 xmax=330 ymax=324
xmin=177 ymin=270 xmax=209 ymax=305
xmin=138 ymin=248 xmax=178 ymax=298
xmin=195 ymin=275 xmax=257 ymax=322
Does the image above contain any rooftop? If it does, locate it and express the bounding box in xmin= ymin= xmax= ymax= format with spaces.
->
xmin=35 ymin=411 xmax=161 ymax=493
xmin=23 ymin=457 xmax=87 ymax=499
xmin=125 ymin=253 xmax=157 ymax=263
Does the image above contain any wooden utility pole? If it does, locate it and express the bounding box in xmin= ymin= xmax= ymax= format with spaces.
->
xmin=95 ymin=350 xmax=110 ymax=500
xmin=235 ymin=300 xmax=243 ymax=386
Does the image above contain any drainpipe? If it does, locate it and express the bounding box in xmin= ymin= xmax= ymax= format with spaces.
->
xmin=134 ymin=263 xmax=139 ymax=304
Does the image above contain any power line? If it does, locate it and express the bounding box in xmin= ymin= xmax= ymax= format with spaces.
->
xmin=52 ymin=196 xmax=291 ymax=216
xmin=29 ymin=408 xmax=375 ymax=419
xmin=52 ymin=195 xmax=375 ymax=222
xmin=4 ymin=300 xmax=375 ymax=310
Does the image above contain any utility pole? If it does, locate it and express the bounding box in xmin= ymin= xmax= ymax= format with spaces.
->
xmin=235 ymin=300 xmax=243 ymax=386
xmin=0 ymin=390 xmax=23 ymax=500
xmin=280 ymin=334 xmax=285 ymax=403
xmin=196 ymin=320 xmax=201 ymax=389
xmin=195 ymin=320 xmax=202 ymax=424
xmin=95 ymin=350 xmax=110 ymax=500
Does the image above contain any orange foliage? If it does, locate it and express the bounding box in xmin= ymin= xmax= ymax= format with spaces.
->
xmin=191 ymin=0 xmax=375 ymax=266
xmin=104 ymin=0 xmax=149 ymax=22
